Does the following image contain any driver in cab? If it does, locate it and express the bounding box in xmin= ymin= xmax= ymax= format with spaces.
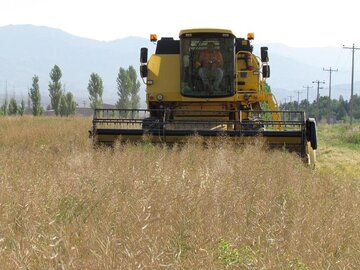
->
xmin=196 ymin=42 xmax=224 ymax=90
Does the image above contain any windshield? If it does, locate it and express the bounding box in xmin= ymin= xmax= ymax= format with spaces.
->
xmin=180 ymin=37 xmax=235 ymax=98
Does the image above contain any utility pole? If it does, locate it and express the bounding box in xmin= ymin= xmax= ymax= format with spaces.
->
xmin=303 ymin=85 xmax=313 ymax=104
xmin=303 ymin=85 xmax=313 ymax=117
xmin=323 ymin=67 xmax=338 ymax=99
xmin=294 ymin=90 xmax=303 ymax=109
xmin=343 ymin=44 xmax=360 ymax=125
xmin=312 ymin=80 xmax=325 ymax=121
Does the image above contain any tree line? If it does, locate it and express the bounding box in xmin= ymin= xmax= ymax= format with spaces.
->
xmin=0 ymin=64 xmax=140 ymax=116
xmin=280 ymin=94 xmax=360 ymax=122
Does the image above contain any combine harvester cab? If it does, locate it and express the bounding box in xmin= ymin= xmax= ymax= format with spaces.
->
xmin=90 ymin=29 xmax=317 ymax=165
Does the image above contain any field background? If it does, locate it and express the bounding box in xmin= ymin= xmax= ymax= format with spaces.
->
xmin=0 ymin=117 xmax=359 ymax=269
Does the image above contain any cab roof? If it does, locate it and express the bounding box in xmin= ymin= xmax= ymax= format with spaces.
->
xmin=179 ymin=28 xmax=235 ymax=38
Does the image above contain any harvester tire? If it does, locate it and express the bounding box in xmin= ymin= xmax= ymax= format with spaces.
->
xmin=306 ymin=118 xmax=317 ymax=150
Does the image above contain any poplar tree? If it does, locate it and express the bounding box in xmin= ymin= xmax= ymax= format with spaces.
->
xmin=29 ymin=75 xmax=42 ymax=116
xmin=116 ymin=66 xmax=141 ymax=117
xmin=87 ymin=73 xmax=104 ymax=109
xmin=48 ymin=65 xmax=63 ymax=115
xmin=66 ymin=92 xmax=77 ymax=116
xmin=116 ymin=67 xmax=131 ymax=110
xmin=19 ymin=99 xmax=25 ymax=116
xmin=60 ymin=92 xmax=77 ymax=116
xmin=1 ymin=98 xmax=8 ymax=115
xmin=128 ymin=66 xmax=141 ymax=111
xmin=8 ymin=98 xmax=18 ymax=115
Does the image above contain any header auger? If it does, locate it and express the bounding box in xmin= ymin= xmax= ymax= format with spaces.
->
xmin=90 ymin=28 xmax=317 ymax=164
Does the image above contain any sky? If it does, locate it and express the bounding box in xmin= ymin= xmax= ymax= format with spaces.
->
xmin=0 ymin=0 xmax=359 ymax=48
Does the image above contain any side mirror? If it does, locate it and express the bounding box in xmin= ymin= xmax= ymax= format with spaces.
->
xmin=260 ymin=47 xmax=269 ymax=62
xmin=140 ymin=47 xmax=148 ymax=64
xmin=140 ymin=65 xmax=148 ymax=78
xmin=262 ymin=65 xmax=270 ymax=78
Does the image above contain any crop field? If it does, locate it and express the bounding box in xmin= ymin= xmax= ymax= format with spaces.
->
xmin=0 ymin=116 xmax=360 ymax=269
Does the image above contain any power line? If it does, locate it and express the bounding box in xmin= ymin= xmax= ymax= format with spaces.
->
xmin=323 ymin=67 xmax=338 ymax=99
xmin=343 ymin=43 xmax=360 ymax=125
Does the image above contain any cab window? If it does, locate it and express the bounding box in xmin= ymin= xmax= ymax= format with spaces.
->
xmin=180 ymin=37 xmax=235 ymax=98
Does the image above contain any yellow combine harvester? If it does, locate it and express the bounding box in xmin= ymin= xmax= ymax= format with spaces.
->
xmin=90 ymin=28 xmax=317 ymax=164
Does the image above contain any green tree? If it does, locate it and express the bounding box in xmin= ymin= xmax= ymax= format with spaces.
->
xmin=26 ymin=97 xmax=31 ymax=112
xmin=60 ymin=92 xmax=77 ymax=116
xmin=260 ymin=82 xmax=272 ymax=114
xmin=29 ymin=75 xmax=42 ymax=116
xmin=8 ymin=98 xmax=18 ymax=115
xmin=59 ymin=94 xmax=68 ymax=117
xmin=66 ymin=92 xmax=77 ymax=116
xmin=87 ymin=73 xmax=103 ymax=109
xmin=116 ymin=67 xmax=131 ymax=111
xmin=280 ymin=94 xmax=357 ymax=122
xmin=48 ymin=65 xmax=63 ymax=115
xmin=336 ymin=95 xmax=348 ymax=121
xmin=263 ymin=81 xmax=271 ymax=93
xmin=128 ymin=65 xmax=141 ymax=111
xmin=116 ymin=66 xmax=141 ymax=117
xmin=1 ymin=98 xmax=8 ymax=116
xmin=19 ymin=99 xmax=25 ymax=116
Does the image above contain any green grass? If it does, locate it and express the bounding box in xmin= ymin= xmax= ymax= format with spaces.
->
xmin=318 ymin=124 xmax=360 ymax=149
xmin=317 ymin=123 xmax=360 ymax=178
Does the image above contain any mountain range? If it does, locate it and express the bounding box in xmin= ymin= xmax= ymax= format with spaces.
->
xmin=0 ymin=24 xmax=358 ymax=107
